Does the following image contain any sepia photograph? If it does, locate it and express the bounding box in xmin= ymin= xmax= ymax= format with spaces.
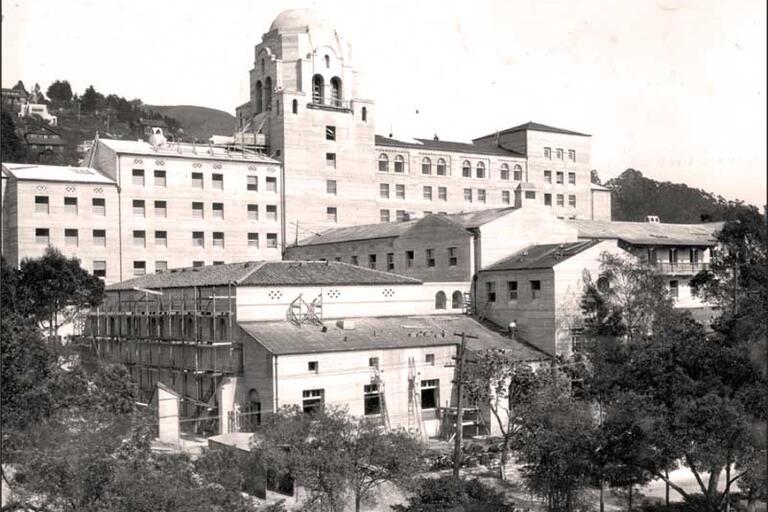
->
xmin=1 ymin=1 xmax=766 ymax=510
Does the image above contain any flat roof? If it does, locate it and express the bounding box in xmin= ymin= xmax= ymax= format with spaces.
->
xmin=565 ymin=219 xmax=723 ymax=246
xmin=96 ymin=138 xmax=280 ymax=164
xmin=481 ymin=240 xmax=603 ymax=271
xmin=240 ymin=315 xmax=545 ymax=358
xmin=1 ymin=163 xmax=116 ymax=185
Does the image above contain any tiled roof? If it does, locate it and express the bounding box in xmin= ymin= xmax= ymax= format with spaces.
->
xmin=239 ymin=315 xmax=544 ymax=359
xmin=565 ymin=219 xmax=723 ymax=246
xmin=106 ymin=261 xmax=421 ymax=291
xmin=375 ymin=135 xmax=525 ymax=158
xmin=96 ymin=138 xmax=279 ymax=164
xmin=481 ymin=240 xmax=603 ymax=271
xmin=1 ymin=163 xmax=116 ymax=184
xmin=473 ymin=122 xmax=591 ymax=141
xmin=296 ymin=208 xmax=517 ymax=247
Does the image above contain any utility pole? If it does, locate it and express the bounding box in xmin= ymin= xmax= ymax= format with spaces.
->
xmin=451 ymin=331 xmax=477 ymax=480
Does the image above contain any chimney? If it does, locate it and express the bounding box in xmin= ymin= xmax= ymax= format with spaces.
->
xmin=433 ymin=134 xmax=439 ymax=141
xmin=646 ymin=215 xmax=660 ymax=223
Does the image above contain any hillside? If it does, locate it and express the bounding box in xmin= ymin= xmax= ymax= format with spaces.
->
xmin=604 ymin=169 xmax=759 ymax=223
xmin=143 ymin=105 xmax=236 ymax=142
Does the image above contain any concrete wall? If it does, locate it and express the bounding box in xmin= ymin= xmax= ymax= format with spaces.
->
xmin=591 ymin=188 xmax=612 ymax=221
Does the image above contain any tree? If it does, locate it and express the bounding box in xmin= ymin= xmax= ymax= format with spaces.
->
xmin=590 ymin=169 xmax=602 ymax=185
xmin=47 ymin=80 xmax=73 ymax=103
xmin=464 ymin=350 xmax=539 ymax=480
xmin=1 ymin=110 xmax=25 ymax=162
xmin=12 ymin=80 xmax=28 ymax=95
xmin=81 ymin=85 xmax=104 ymax=114
xmin=391 ymin=475 xmax=511 ymax=512
xmin=16 ymin=246 xmax=104 ymax=339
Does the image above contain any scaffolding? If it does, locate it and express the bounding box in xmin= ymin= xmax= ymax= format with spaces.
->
xmin=407 ymin=357 xmax=426 ymax=439
xmin=370 ymin=365 xmax=391 ymax=432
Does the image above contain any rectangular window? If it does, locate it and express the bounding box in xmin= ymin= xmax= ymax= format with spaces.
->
xmin=302 ymin=389 xmax=325 ymax=413
xmin=35 ymin=195 xmax=49 ymax=213
xmin=193 ymin=261 xmax=204 ymax=268
xmin=212 ymin=232 xmax=225 ymax=248
xmin=420 ymin=379 xmax=439 ymax=410
xmin=363 ymin=384 xmax=381 ymax=415
xmin=133 ymin=261 xmax=146 ymax=277
xmin=426 ymin=248 xmax=435 ymax=267
xmin=568 ymin=172 xmax=576 ymax=185
xmin=155 ymin=261 xmax=168 ymax=272
xmin=93 ymin=229 xmax=106 ymax=247
xmin=368 ymin=253 xmax=376 ymax=269
xmin=556 ymin=171 xmax=564 ymax=184
xmin=192 ymin=202 xmax=204 ymax=219
xmin=266 ymin=205 xmax=277 ymax=221
xmin=438 ymin=186 xmax=447 ymax=201
xmin=556 ymin=194 xmax=564 ymax=207
xmin=64 ymin=196 xmax=78 ymax=214
xmin=35 ymin=228 xmax=49 ymax=245
xmin=690 ymin=248 xmax=700 ymax=265
xmin=248 ymin=204 xmax=258 ymax=220
xmin=669 ymin=248 xmax=678 ymax=265
xmin=133 ymin=230 xmax=146 ymax=247
xmin=132 ymin=169 xmax=145 ymax=186
xmin=464 ymin=188 xmax=472 ymax=203
xmin=351 ymin=255 xmax=359 ymax=266
xmin=507 ymin=281 xmax=518 ymax=300
xmin=395 ymin=184 xmax=405 ymax=199
xmin=544 ymin=170 xmax=552 ymax=183
xmin=132 ymin=199 xmax=145 ymax=217
xmin=247 ymin=175 xmax=258 ymax=191
xmin=308 ymin=361 xmax=319 ymax=373
xmin=155 ymin=230 xmax=167 ymax=247
xmin=192 ymin=231 xmax=204 ymax=247
xmin=93 ymin=260 xmax=106 ymax=278
xmin=531 ymin=280 xmax=541 ymax=299
xmin=556 ymin=148 xmax=564 ymax=160
xmin=568 ymin=195 xmax=576 ymax=208
xmin=647 ymin=247 xmax=658 ymax=264
xmin=154 ymin=170 xmax=166 ymax=187
xmin=406 ymin=250 xmax=414 ymax=268
xmin=266 ymin=233 xmax=278 ymax=248
xmin=380 ymin=209 xmax=390 ymax=222
xmin=248 ymin=233 xmax=259 ymax=247
xmin=192 ymin=172 xmax=203 ymax=189
xmin=525 ymin=191 xmax=536 ymax=200
xmin=326 ymin=152 xmax=336 ymax=168
xmin=544 ymin=193 xmax=552 ymax=206
xmin=212 ymin=173 xmax=223 ymax=190
xmin=65 ymin=228 xmax=79 ymax=246
xmin=92 ymin=197 xmax=106 ymax=216
xmin=502 ymin=190 xmax=510 ymax=204
xmin=386 ymin=253 xmax=394 ymax=271
xmin=568 ymin=149 xmax=576 ymax=162
xmin=154 ymin=200 xmax=167 ymax=218
xmin=669 ymin=280 xmax=679 ymax=298
xmin=212 ymin=203 xmax=224 ymax=219
xmin=266 ymin=177 xmax=277 ymax=192
xmin=486 ymin=281 xmax=496 ymax=302
xmin=327 ymin=207 xmax=338 ymax=223
xmin=326 ymin=180 xmax=337 ymax=195
xmin=325 ymin=126 xmax=336 ymax=141
xmin=426 ymin=353 xmax=435 ymax=366
xmin=478 ymin=189 xmax=486 ymax=203
xmin=379 ymin=183 xmax=390 ymax=199
xmin=423 ymin=186 xmax=432 ymax=201
xmin=544 ymin=147 xmax=552 ymax=159
xmin=395 ymin=210 xmax=406 ymax=222
xmin=448 ymin=247 xmax=458 ymax=266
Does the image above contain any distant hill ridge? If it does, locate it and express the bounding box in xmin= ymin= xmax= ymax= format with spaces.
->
xmin=143 ymin=105 xmax=236 ymax=142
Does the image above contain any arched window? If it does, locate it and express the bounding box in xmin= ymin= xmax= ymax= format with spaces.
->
xmin=462 ymin=160 xmax=471 ymax=178
xmin=394 ymin=155 xmax=404 ymax=173
xmin=330 ymin=77 xmax=342 ymax=107
xmin=292 ymin=99 xmax=298 ymax=114
xmin=421 ymin=157 xmax=432 ymax=175
xmin=312 ymin=75 xmax=324 ymax=104
xmin=435 ymin=291 xmax=447 ymax=310
xmin=436 ymin=158 xmax=446 ymax=176
xmin=513 ymin=164 xmax=523 ymax=181
xmin=255 ymin=81 xmax=263 ymax=113
xmin=324 ymin=54 xmax=330 ymax=68
xmin=361 ymin=106 xmax=367 ymax=122
xmin=261 ymin=59 xmax=265 ymax=74
xmin=500 ymin=163 xmax=510 ymax=180
xmin=264 ymin=77 xmax=273 ymax=111
xmin=452 ymin=291 xmax=463 ymax=309
xmin=378 ymin=153 xmax=389 ymax=173
xmin=476 ymin=161 xmax=485 ymax=179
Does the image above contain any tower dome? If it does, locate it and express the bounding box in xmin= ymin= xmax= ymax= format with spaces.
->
xmin=269 ymin=8 xmax=329 ymax=33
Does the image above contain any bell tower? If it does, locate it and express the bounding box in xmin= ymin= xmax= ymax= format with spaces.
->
xmin=242 ymin=9 xmax=377 ymax=250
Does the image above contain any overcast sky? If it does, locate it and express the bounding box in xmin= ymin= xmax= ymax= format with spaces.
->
xmin=3 ymin=0 xmax=765 ymax=207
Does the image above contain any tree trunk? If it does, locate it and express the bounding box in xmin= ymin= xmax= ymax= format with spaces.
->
xmin=499 ymin=437 xmax=510 ymax=481
xmin=724 ymin=463 xmax=730 ymax=512
xmin=665 ymin=469 xmax=670 ymax=510
xmin=628 ymin=484 xmax=633 ymax=511
xmin=599 ymin=477 xmax=605 ymax=512
xmin=355 ymin=491 xmax=362 ymax=512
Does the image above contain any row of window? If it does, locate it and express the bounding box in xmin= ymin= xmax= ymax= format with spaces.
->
xmin=543 ymin=147 xmax=577 ymax=162
xmin=321 ymin=247 xmax=459 ymax=271
xmin=544 ymin=194 xmax=578 ymax=208
xmin=543 ymin=171 xmax=577 ymax=185
xmin=301 ymin=378 xmax=439 ymax=416
xmin=33 ymin=228 xmax=278 ymax=250
xmin=130 ymin=259 xmax=250 ymax=277
xmin=379 ymin=210 xmax=449 ymax=222
xmin=35 ymin=195 xmax=106 ymax=215
xmin=378 ymin=154 xmax=525 ymax=181
xmin=647 ymin=247 xmax=702 ymax=265
xmin=376 ymin=184 xmax=513 ymax=205
xmin=130 ymin=169 xmax=277 ymax=192
xmin=486 ymin=280 xmax=542 ymax=302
